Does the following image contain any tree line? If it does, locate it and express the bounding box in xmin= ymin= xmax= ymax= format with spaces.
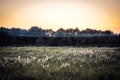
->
xmin=0 ymin=26 xmax=120 ymax=47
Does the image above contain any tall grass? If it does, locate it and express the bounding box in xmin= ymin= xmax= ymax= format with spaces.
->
xmin=0 ymin=47 xmax=120 ymax=80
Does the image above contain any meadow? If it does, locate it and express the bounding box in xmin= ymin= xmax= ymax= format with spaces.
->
xmin=0 ymin=47 xmax=120 ymax=80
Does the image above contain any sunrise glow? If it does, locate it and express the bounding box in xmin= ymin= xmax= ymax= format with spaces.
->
xmin=0 ymin=0 xmax=120 ymax=33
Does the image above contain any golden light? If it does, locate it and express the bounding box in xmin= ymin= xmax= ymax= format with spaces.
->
xmin=16 ymin=1 xmax=108 ymax=30
xmin=0 ymin=0 xmax=120 ymax=33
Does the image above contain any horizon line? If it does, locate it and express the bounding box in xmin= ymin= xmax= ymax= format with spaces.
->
xmin=1 ymin=25 xmax=120 ymax=34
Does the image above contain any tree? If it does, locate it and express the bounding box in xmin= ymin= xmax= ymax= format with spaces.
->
xmin=29 ymin=26 xmax=42 ymax=32
xmin=103 ymin=30 xmax=113 ymax=35
xmin=35 ymin=37 xmax=45 ymax=46
xmin=74 ymin=27 xmax=80 ymax=33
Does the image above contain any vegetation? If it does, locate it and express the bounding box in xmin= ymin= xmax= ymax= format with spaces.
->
xmin=0 ymin=47 xmax=120 ymax=80
xmin=0 ymin=26 xmax=120 ymax=47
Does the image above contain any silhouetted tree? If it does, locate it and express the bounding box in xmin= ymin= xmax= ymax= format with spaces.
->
xmin=0 ymin=26 xmax=120 ymax=47
xmin=29 ymin=26 xmax=42 ymax=32
xmin=36 ymin=37 xmax=45 ymax=46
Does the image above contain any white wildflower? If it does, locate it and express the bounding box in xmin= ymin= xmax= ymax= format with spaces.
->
xmin=61 ymin=63 xmax=70 ymax=68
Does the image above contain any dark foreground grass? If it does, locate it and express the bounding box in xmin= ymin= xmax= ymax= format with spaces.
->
xmin=0 ymin=47 xmax=120 ymax=80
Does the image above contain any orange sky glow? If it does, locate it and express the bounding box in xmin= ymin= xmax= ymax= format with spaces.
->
xmin=0 ymin=0 xmax=120 ymax=33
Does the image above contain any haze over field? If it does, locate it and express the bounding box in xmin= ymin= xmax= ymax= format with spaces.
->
xmin=0 ymin=0 xmax=120 ymax=33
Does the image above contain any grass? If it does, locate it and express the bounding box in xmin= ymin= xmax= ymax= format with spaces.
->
xmin=0 ymin=47 xmax=120 ymax=80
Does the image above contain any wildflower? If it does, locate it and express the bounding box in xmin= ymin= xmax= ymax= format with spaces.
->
xmin=61 ymin=63 xmax=70 ymax=68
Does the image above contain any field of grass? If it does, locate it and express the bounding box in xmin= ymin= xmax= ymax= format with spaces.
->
xmin=0 ymin=47 xmax=120 ymax=80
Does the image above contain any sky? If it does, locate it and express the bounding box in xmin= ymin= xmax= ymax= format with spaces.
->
xmin=0 ymin=0 xmax=120 ymax=33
